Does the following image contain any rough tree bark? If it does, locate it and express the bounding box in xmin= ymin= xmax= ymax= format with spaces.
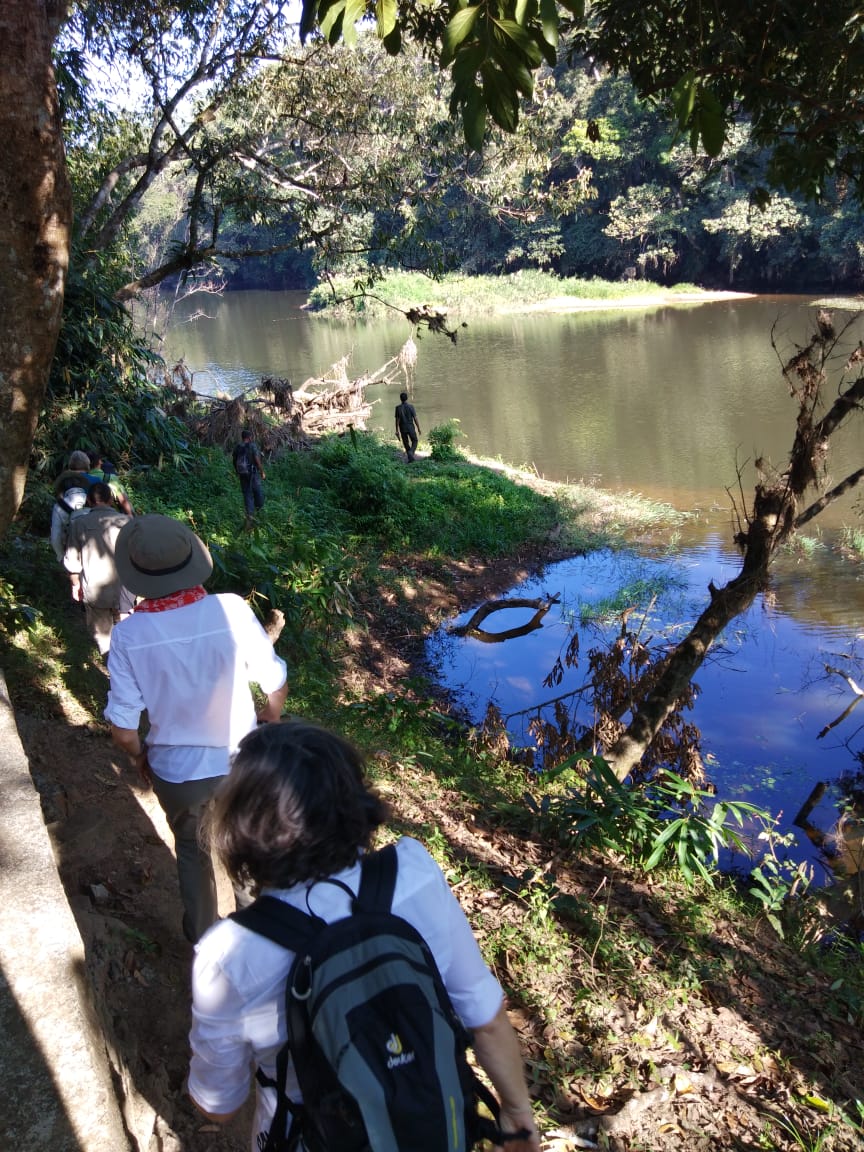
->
xmin=606 ymin=318 xmax=864 ymax=781
xmin=0 ymin=1 xmax=71 ymax=537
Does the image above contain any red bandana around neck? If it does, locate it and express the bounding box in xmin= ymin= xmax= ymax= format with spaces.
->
xmin=134 ymin=585 xmax=208 ymax=614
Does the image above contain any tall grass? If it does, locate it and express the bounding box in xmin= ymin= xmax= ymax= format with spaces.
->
xmin=307 ymin=270 xmax=705 ymax=318
xmin=840 ymin=524 xmax=864 ymax=559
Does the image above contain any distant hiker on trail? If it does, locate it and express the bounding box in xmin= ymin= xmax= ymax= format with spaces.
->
xmin=395 ymin=390 xmax=421 ymax=462
xmin=232 ymin=429 xmax=266 ymax=527
xmin=50 ymin=450 xmax=93 ymax=568
xmin=85 ymin=447 xmax=134 ymax=515
xmin=105 ymin=515 xmax=288 ymax=943
xmin=187 ymin=720 xmax=540 ymax=1152
xmin=63 ymin=483 xmax=133 ymax=658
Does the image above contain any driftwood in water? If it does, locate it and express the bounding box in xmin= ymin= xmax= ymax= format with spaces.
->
xmin=794 ymin=781 xmax=827 ymax=827
xmin=452 ymin=595 xmax=560 ymax=644
xmin=817 ymin=664 xmax=864 ymax=739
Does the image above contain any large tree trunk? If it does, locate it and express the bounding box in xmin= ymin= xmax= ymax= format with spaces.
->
xmin=0 ymin=1 xmax=71 ymax=536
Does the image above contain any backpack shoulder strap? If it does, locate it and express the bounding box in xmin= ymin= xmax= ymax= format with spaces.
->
xmin=354 ymin=842 xmax=397 ymax=914
xmin=229 ymin=894 xmax=319 ymax=953
xmin=229 ymin=897 xmax=317 ymax=1152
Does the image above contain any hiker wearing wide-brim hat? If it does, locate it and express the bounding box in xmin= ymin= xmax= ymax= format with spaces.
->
xmin=115 ymin=514 xmax=213 ymax=599
xmin=105 ymin=513 xmax=289 ymax=944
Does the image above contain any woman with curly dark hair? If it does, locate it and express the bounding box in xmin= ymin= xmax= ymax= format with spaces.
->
xmin=188 ymin=720 xmax=540 ymax=1152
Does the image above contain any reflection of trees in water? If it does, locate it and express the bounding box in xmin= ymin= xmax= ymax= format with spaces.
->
xmin=492 ymin=604 xmax=705 ymax=784
xmin=781 ymin=654 xmax=864 ymax=888
xmin=769 ymin=548 xmax=864 ymax=632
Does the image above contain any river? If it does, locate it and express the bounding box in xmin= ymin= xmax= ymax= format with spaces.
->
xmin=161 ymin=289 xmax=862 ymax=527
xmin=162 ymin=289 xmax=864 ymax=884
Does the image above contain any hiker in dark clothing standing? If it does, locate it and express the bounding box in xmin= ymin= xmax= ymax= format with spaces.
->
xmin=232 ymin=429 xmax=266 ymax=527
xmin=395 ymin=391 xmax=421 ymax=462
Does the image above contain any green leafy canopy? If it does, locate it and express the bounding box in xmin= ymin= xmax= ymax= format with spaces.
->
xmin=299 ymin=0 xmax=864 ymax=199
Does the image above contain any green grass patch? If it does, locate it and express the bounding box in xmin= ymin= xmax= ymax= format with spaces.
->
xmin=840 ymin=524 xmax=864 ymax=559
xmin=307 ymin=270 xmax=709 ymax=318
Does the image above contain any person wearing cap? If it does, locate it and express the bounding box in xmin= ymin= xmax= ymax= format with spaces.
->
xmin=104 ymin=514 xmax=289 ymax=943
xmin=50 ymin=449 xmax=93 ymax=566
xmin=64 ymin=482 xmax=134 ymax=657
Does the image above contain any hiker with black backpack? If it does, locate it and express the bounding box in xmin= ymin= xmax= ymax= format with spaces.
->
xmin=188 ymin=720 xmax=541 ymax=1152
xmin=233 ymin=428 xmax=266 ymax=528
xmin=50 ymin=450 xmax=94 ymax=601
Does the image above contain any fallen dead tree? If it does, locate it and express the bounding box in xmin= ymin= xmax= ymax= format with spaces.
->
xmin=604 ymin=310 xmax=864 ymax=781
xmin=169 ymin=342 xmax=418 ymax=456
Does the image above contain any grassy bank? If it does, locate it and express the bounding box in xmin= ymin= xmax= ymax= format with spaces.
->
xmin=307 ymin=269 xmax=710 ymax=319
xmin=3 ymin=434 xmax=863 ymax=1150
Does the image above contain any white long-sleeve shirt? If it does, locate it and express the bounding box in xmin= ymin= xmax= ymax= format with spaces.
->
xmin=188 ymin=837 xmax=503 ymax=1149
xmin=104 ymin=592 xmax=287 ymax=782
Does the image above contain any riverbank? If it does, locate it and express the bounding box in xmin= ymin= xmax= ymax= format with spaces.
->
xmin=2 ymin=440 xmax=863 ymax=1151
xmin=306 ymin=269 xmax=756 ymax=319
xmin=503 ymin=288 xmax=754 ymax=314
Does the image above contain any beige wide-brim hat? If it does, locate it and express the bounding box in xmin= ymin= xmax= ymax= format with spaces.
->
xmin=115 ymin=514 xmax=213 ymax=599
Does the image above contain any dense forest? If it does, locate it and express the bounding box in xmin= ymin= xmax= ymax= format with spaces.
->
xmin=123 ymin=41 xmax=864 ymax=296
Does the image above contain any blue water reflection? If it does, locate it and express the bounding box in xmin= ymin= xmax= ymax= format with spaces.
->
xmin=426 ymin=537 xmax=864 ymax=879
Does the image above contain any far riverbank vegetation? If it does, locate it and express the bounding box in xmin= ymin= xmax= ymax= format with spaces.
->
xmin=115 ymin=37 xmax=864 ymax=302
xmin=306 ymin=270 xmax=709 ymax=320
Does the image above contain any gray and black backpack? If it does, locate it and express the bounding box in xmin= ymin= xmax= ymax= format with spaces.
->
xmin=231 ymin=843 xmax=515 ymax=1152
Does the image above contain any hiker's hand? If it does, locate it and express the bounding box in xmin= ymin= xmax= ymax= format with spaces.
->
xmin=130 ymin=749 xmax=153 ymax=787
xmin=257 ymin=681 xmax=288 ymax=725
xmin=496 ymin=1107 xmax=540 ymax=1152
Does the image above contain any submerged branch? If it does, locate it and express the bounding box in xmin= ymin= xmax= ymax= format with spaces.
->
xmin=452 ymin=595 xmax=560 ymax=641
xmin=795 ymin=466 xmax=864 ymax=529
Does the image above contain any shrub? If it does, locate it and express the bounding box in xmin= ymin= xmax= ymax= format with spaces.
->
xmin=317 ymin=437 xmax=414 ymax=540
xmin=428 ymin=420 xmax=464 ymax=462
